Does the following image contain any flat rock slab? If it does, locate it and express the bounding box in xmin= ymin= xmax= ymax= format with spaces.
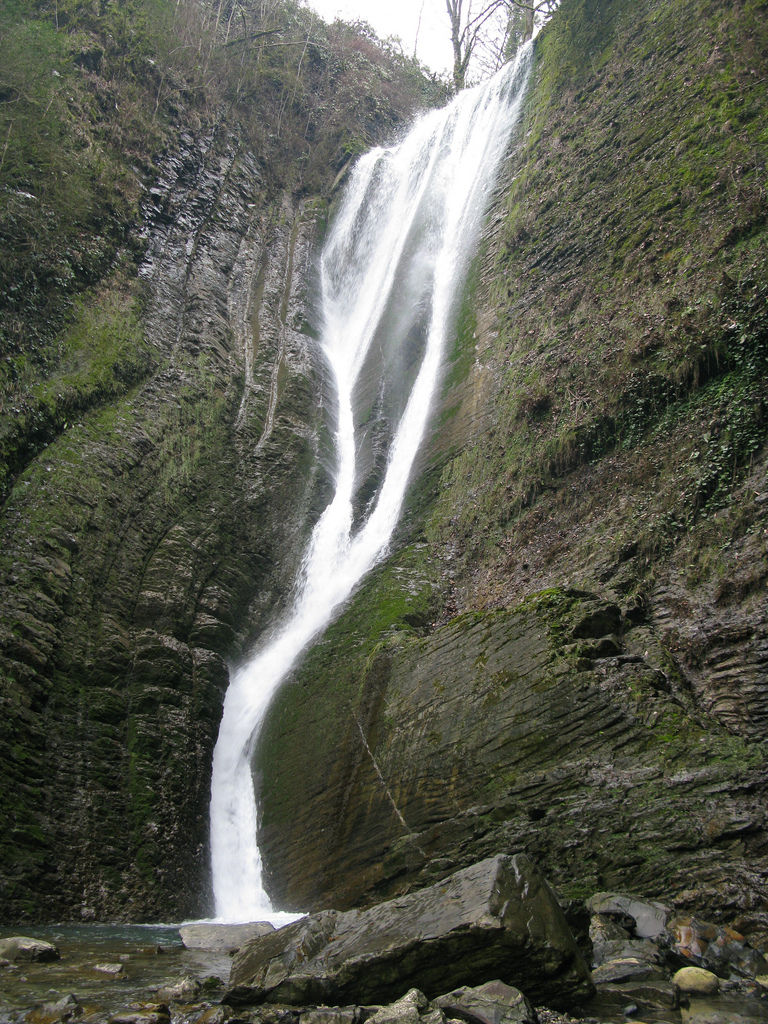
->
xmin=591 ymin=977 xmax=678 ymax=1012
xmin=93 ymin=962 xmax=127 ymax=978
xmin=179 ymin=923 xmax=275 ymax=952
xmin=591 ymin=957 xmax=655 ymax=984
xmin=225 ymin=854 xmax=593 ymax=1010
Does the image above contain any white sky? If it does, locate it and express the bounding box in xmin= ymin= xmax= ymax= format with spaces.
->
xmin=305 ymin=0 xmax=454 ymax=77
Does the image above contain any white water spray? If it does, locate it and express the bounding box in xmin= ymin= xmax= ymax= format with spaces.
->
xmin=209 ymin=46 xmax=533 ymax=923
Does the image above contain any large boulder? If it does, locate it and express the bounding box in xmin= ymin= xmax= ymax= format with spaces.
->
xmin=225 ymin=854 xmax=593 ymax=1010
xmin=0 ymin=936 xmax=60 ymax=963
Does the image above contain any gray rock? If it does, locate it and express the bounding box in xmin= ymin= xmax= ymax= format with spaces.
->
xmin=591 ymin=958 xmax=655 ymax=984
xmin=591 ymin=977 xmax=678 ymax=1013
xmin=93 ymin=962 xmax=127 ymax=978
xmin=300 ymin=1009 xmax=356 ymax=1024
xmin=179 ymin=923 xmax=276 ymax=952
xmin=156 ymin=975 xmax=201 ymax=1001
xmin=434 ymin=979 xmax=538 ymax=1024
xmin=662 ymin=916 xmax=768 ymax=979
xmin=586 ymin=893 xmax=670 ymax=938
xmin=0 ymin=936 xmax=61 ymax=963
xmin=109 ymin=1014 xmax=170 ymax=1024
xmin=24 ymin=994 xmax=81 ymax=1023
xmin=367 ymin=990 xmax=435 ymax=1024
xmin=192 ymin=1009 xmax=229 ymax=1024
xmin=225 ymin=854 xmax=593 ymax=1011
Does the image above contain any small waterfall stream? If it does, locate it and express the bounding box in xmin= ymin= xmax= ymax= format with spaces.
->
xmin=209 ymin=46 xmax=533 ymax=923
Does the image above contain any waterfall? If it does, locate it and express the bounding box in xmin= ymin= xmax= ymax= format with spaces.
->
xmin=209 ymin=44 xmax=533 ymax=924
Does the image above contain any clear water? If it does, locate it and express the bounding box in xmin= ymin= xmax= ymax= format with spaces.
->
xmin=0 ymin=924 xmax=230 ymax=1021
xmin=3 ymin=925 xmax=767 ymax=1023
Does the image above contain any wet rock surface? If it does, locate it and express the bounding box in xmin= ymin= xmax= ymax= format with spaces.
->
xmin=434 ymin=980 xmax=538 ymax=1024
xmin=258 ymin=586 xmax=768 ymax=947
xmin=661 ymin=917 xmax=768 ymax=979
xmin=3 ymin=900 xmax=768 ymax=1024
xmin=586 ymin=894 xmax=768 ymax=1020
xmin=0 ymin=938 xmax=61 ymax=964
xmin=225 ymin=855 xmax=593 ymax=1010
xmin=252 ymin=0 xmax=768 ymax=960
xmin=0 ymin=124 xmax=329 ymax=921
xmin=180 ymin=925 xmax=276 ymax=954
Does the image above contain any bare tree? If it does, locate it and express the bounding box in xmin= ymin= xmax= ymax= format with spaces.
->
xmin=446 ymin=0 xmax=559 ymax=90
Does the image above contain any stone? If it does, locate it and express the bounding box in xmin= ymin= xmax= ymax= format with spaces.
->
xmin=200 ymin=975 xmax=225 ymax=992
xmin=591 ymin=958 xmax=655 ymax=984
xmin=588 ymin=912 xmax=663 ymax=973
xmin=179 ymin=923 xmax=276 ymax=953
xmin=225 ymin=854 xmax=593 ymax=1011
xmin=434 ymin=979 xmax=538 ymax=1024
xmin=193 ymin=1010 xmax=229 ymax=1024
xmin=0 ymin=937 xmax=61 ymax=963
xmin=108 ymin=1004 xmax=170 ymax=1024
xmin=366 ymin=990 xmax=433 ymax=1024
xmin=299 ymin=1010 xmax=356 ymax=1024
xmin=25 ymin=994 xmax=82 ymax=1023
xmin=586 ymin=894 xmax=670 ymax=939
xmin=93 ymin=963 xmax=127 ymax=978
xmin=662 ymin=916 xmax=768 ymax=978
xmin=156 ymin=976 xmax=202 ymax=1001
xmin=673 ymin=966 xmax=720 ymax=995
xmin=590 ymin=977 xmax=678 ymax=1013
xmin=109 ymin=1015 xmax=171 ymax=1024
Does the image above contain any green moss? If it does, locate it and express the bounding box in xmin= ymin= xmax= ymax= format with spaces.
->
xmin=256 ymin=541 xmax=438 ymax=824
xmin=420 ymin=0 xmax=768 ymax=585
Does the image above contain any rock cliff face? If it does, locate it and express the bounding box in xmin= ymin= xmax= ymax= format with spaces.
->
xmin=256 ymin=0 xmax=768 ymax=947
xmin=0 ymin=1 xmax=435 ymax=920
xmin=0 ymin=127 xmax=327 ymax=920
xmin=2 ymin=0 xmax=767 ymax=935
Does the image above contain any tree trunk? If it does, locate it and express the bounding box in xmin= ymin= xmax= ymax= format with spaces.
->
xmin=523 ymin=7 xmax=534 ymax=41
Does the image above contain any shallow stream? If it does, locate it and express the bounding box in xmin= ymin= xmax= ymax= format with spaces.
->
xmin=0 ymin=925 xmax=229 ymax=1022
xmin=3 ymin=925 xmax=768 ymax=1024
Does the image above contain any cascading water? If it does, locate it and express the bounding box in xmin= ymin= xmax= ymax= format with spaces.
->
xmin=209 ymin=44 xmax=533 ymax=924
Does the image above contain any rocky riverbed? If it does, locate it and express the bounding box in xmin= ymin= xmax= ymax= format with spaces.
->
xmin=2 ymin=858 xmax=768 ymax=1024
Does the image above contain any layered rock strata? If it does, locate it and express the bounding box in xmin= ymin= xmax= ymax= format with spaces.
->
xmin=225 ymin=855 xmax=593 ymax=1011
xmin=256 ymin=0 xmax=768 ymax=949
xmin=0 ymin=127 xmax=328 ymax=921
